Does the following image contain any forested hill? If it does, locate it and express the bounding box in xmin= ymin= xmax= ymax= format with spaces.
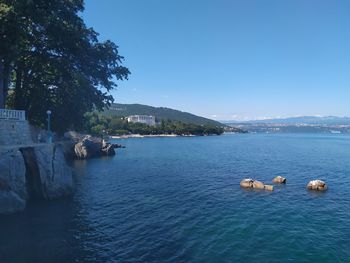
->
xmin=103 ymin=103 xmax=225 ymax=127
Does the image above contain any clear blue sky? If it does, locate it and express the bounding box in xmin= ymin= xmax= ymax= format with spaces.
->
xmin=83 ymin=0 xmax=350 ymax=120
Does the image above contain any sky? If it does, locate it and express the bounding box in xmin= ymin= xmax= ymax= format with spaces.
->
xmin=83 ymin=0 xmax=350 ymax=121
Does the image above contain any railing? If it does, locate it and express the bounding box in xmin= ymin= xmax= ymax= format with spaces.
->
xmin=0 ymin=109 xmax=26 ymax=121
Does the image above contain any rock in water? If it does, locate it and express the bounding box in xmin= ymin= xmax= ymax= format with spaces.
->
xmin=273 ymin=176 xmax=286 ymax=184
xmin=264 ymin=185 xmax=274 ymax=191
xmin=307 ymin=180 xmax=327 ymax=191
xmin=73 ymin=135 xmax=116 ymax=159
xmin=0 ymin=144 xmax=74 ymax=214
xmin=240 ymin=178 xmax=254 ymax=188
xmin=0 ymin=149 xmax=27 ymax=214
xmin=74 ymin=136 xmax=102 ymax=159
xmin=101 ymin=144 xmax=115 ymax=156
xmin=252 ymin=180 xmax=265 ymax=190
xmin=240 ymin=179 xmax=272 ymax=191
xmin=34 ymin=144 xmax=74 ymax=199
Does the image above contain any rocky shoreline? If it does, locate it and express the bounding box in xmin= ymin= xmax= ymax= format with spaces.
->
xmin=61 ymin=131 xmax=124 ymax=159
xmin=0 ymin=143 xmax=74 ymax=214
xmin=110 ymin=134 xmax=185 ymax=139
xmin=0 ymin=130 xmax=125 ymax=215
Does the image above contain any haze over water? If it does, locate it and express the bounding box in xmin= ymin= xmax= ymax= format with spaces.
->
xmin=1 ymin=134 xmax=350 ymax=262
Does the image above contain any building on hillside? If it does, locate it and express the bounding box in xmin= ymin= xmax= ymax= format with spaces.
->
xmin=127 ymin=115 xmax=156 ymax=126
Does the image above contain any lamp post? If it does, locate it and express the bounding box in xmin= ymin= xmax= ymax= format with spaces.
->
xmin=47 ymin=110 xmax=52 ymax=143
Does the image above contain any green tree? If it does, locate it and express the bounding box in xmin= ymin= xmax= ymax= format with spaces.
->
xmin=0 ymin=0 xmax=129 ymax=133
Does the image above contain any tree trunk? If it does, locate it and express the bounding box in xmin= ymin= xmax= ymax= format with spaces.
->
xmin=0 ymin=58 xmax=11 ymax=108
xmin=0 ymin=59 xmax=4 ymax=108
xmin=3 ymin=61 xmax=10 ymax=107
xmin=14 ymin=62 xmax=23 ymax=109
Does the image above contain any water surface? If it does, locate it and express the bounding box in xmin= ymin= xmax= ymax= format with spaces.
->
xmin=1 ymin=134 xmax=350 ymax=262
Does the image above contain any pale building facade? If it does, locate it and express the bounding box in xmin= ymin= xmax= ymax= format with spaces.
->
xmin=127 ymin=115 xmax=156 ymax=126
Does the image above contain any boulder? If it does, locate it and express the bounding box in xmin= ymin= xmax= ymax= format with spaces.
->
xmin=34 ymin=144 xmax=74 ymax=199
xmin=64 ymin=132 xmax=120 ymax=159
xmin=64 ymin=131 xmax=85 ymax=142
xmin=240 ymin=178 xmax=254 ymax=188
xmin=307 ymin=180 xmax=327 ymax=191
xmin=252 ymin=180 xmax=265 ymax=190
xmin=273 ymin=176 xmax=286 ymax=184
xmin=0 ymin=149 xmax=27 ymax=214
xmin=264 ymin=185 xmax=274 ymax=191
xmin=101 ymin=144 xmax=116 ymax=156
xmin=112 ymin=143 xmax=125 ymax=149
xmin=74 ymin=136 xmax=102 ymax=159
xmin=240 ymin=179 xmax=272 ymax=191
xmin=0 ymin=144 xmax=74 ymax=214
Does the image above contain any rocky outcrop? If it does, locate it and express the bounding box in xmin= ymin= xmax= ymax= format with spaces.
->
xmin=240 ymin=178 xmax=254 ymax=188
xmin=307 ymin=180 xmax=327 ymax=191
xmin=0 ymin=144 xmax=74 ymax=214
xmin=74 ymin=137 xmax=102 ymax=159
xmin=252 ymin=180 xmax=265 ymax=189
xmin=73 ymin=137 xmax=116 ymax=159
xmin=64 ymin=132 xmax=118 ymax=159
xmin=273 ymin=176 xmax=286 ymax=184
xmin=0 ymin=149 xmax=27 ymax=214
xmin=264 ymin=185 xmax=274 ymax=191
xmin=34 ymin=144 xmax=73 ymax=199
xmin=240 ymin=178 xmax=274 ymax=191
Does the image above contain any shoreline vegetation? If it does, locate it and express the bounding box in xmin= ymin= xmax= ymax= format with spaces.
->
xmin=111 ymin=134 xmax=200 ymax=139
xmin=83 ymin=112 xmax=246 ymax=137
xmin=109 ymin=131 xmax=245 ymax=139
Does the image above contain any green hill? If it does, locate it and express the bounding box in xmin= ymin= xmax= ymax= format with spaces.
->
xmin=103 ymin=103 xmax=225 ymax=127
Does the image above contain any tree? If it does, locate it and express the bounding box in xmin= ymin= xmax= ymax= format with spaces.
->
xmin=0 ymin=0 xmax=129 ymax=133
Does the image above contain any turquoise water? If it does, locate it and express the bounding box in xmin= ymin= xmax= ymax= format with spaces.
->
xmin=1 ymin=134 xmax=350 ymax=262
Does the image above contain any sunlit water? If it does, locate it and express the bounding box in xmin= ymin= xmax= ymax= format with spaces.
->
xmin=1 ymin=134 xmax=350 ymax=262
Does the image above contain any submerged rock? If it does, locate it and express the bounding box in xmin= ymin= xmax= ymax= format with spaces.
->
xmin=307 ymin=180 xmax=327 ymax=191
xmin=273 ymin=176 xmax=286 ymax=184
xmin=0 ymin=191 xmax=26 ymax=214
xmin=240 ymin=179 xmax=273 ymax=191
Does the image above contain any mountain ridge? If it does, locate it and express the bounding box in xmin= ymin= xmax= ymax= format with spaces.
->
xmin=103 ymin=103 xmax=226 ymax=127
xmin=222 ymin=116 xmax=350 ymax=125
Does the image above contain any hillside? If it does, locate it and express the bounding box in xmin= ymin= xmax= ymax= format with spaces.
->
xmin=224 ymin=116 xmax=350 ymax=125
xmin=103 ymin=103 xmax=225 ymax=127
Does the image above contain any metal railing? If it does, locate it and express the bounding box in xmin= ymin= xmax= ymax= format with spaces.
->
xmin=0 ymin=109 xmax=26 ymax=121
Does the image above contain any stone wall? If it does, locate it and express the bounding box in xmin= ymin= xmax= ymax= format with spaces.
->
xmin=0 ymin=120 xmax=33 ymax=145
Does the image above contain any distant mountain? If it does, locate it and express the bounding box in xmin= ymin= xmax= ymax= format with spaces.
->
xmin=224 ymin=116 xmax=350 ymax=125
xmin=103 ymin=103 xmax=225 ymax=127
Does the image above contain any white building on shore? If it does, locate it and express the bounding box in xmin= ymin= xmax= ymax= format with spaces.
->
xmin=127 ymin=115 xmax=156 ymax=126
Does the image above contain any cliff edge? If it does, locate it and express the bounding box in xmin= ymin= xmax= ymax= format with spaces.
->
xmin=0 ymin=143 xmax=74 ymax=214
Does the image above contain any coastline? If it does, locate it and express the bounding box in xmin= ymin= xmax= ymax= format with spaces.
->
xmin=110 ymin=134 xmax=196 ymax=139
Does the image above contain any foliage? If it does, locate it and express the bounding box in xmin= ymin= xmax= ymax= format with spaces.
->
xmin=83 ymin=112 xmax=225 ymax=136
xmin=0 ymin=0 xmax=129 ymax=133
xmin=103 ymin=103 xmax=225 ymax=127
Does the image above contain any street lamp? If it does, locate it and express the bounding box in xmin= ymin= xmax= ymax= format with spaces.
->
xmin=47 ymin=110 xmax=52 ymax=143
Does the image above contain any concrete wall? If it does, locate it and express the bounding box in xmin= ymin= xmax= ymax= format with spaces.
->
xmin=0 ymin=120 xmax=33 ymax=145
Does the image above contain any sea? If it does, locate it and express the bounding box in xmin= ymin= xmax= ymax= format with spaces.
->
xmin=1 ymin=133 xmax=350 ymax=262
